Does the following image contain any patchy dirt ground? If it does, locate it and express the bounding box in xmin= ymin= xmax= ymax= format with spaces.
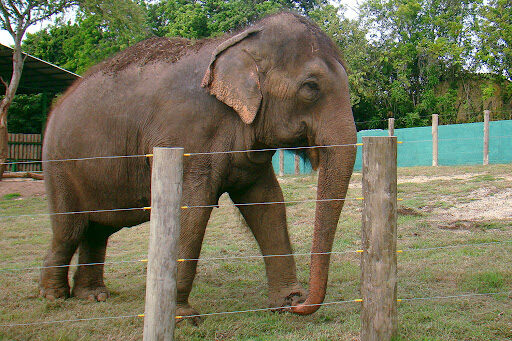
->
xmin=2 ymin=166 xmax=511 ymax=341
xmin=442 ymin=187 xmax=512 ymax=222
xmin=291 ymin=171 xmax=512 ymax=223
xmin=0 ymin=179 xmax=45 ymax=197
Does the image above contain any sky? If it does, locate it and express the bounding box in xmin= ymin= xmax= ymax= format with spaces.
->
xmin=0 ymin=0 xmax=361 ymax=47
xmin=338 ymin=0 xmax=360 ymax=19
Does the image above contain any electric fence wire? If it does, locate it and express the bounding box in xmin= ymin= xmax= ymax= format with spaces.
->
xmin=0 ymin=291 xmax=509 ymax=328
xmin=3 ymin=135 xmax=512 ymax=168
xmin=2 ymin=133 xmax=511 ymax=330
xmin=2 ymin=240 xmax=510 ymax=273
xmin=0 ymin=197 xmax=364 ymax=220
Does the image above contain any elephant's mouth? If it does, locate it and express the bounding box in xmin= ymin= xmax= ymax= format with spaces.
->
xmin=247 ymin=141 xmax=275 ymax=164
xmin=306 ymin=133 xmax=320 ymax=170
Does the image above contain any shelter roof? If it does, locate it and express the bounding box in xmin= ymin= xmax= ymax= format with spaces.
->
xmin=0 ymin=43 xmax=80 ymax=95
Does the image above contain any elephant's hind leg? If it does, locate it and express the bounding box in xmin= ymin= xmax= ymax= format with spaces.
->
xmin=40 ymin=214 xmax=86 ymax=300
xmin=71 ymin=222 xmax=120 ymax=301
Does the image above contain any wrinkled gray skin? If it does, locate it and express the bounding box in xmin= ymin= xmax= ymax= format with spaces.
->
xmin=41 ymin=12 xmax=356 ymax=321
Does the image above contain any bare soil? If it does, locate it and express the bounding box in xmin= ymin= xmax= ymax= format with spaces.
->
xmin=352 ymin=172 xmax=512 ymax=222
xmin=442 ymin=187 xmax=512 ymax=222
xmin=0 ymin=179 xmax=45 ymax=197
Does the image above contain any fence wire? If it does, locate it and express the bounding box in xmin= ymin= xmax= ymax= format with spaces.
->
xmin=2 ymin=240 xmax=510 ymax=273
xmin=0 ymin=197 xmax=367 ymax=220
xmin=1 ymin=291 xmax=509 ymax=328
xmin=2 ymin=135 xmax=511 ymax=334
xmin=0 ymin=142 xmax=362 ymax=166
xmin=2 ymin=135 xmax=511 ymax=168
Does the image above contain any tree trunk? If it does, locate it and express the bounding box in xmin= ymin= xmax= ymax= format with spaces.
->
xmin=0 ymin=39 xmax=24 ymax=180
xmin=0 ymin=121 xmax=7 ymax=178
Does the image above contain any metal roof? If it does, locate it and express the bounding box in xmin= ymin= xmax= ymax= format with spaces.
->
xmin=0 ymin=43 xmax=80 ymax=95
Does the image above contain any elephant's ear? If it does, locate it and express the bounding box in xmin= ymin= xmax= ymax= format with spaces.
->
xmin=201 ymin=28 xmax=262 ymax=125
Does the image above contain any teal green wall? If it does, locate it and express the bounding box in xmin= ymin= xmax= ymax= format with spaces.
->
xmin=271 ymin=150 xmax=312 ymax=174
xmin=272 ymin=120 xmax=512 ymax=174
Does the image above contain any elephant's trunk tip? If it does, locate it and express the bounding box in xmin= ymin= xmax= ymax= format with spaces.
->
xmin=287 ymin=299 xmax=322 ymax=315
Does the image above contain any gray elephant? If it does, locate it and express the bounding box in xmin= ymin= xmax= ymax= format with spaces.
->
xmin=40 ymin=12 xmax=357 ymax=320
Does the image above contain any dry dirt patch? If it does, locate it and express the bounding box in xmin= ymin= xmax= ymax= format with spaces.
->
xmin=440 ymin=187 xmax=512 ymax=222
xmin=0 ymin=179 xmax=45 ymax=198
xmin=348 ymin=173 xmax=486 ymax=189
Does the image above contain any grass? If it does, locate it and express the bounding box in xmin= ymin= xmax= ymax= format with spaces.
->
xmin=1 ymin=164 xmax=511 ymax=340
xmin=2 ymin=193 xmax=21 ymax=200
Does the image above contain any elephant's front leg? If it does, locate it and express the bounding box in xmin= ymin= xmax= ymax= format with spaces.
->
xmin=229 ymin=165 xmax=307 ymax=308
xmin=176 ymin=186 xmax=214 ymax=325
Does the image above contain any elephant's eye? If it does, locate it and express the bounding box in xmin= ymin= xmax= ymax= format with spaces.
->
xmin=299 ymin=80 xmax=320 ymax=102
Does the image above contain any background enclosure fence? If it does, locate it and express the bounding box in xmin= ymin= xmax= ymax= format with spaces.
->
xmin=7 ymin=133 xmax=42 ymax=172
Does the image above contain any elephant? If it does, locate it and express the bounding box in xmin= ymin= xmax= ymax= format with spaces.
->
xmin=40 ymin=11 xmax=357 ymax=320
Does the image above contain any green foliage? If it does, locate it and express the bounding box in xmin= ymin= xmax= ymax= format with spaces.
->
xmin=14 ymin=0 xmax=512 ymax=132
xmin=23 ymin=1 xmax=146 ymax=74
xmin=146 ymin=0 xmax=285 ymax=39
xmin=6 ymin=94 xmax=48 ymax=134
xmin=477 ymin=0 xmax=512 ymax=81
xmin=353 ymin=0 xmax=483 ymax=127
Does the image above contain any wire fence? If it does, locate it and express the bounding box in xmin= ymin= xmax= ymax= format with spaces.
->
xmin=2 ymin=135 xmax=511 ymax=173
xmin=1 ymin=138 xmax=511 ymax=337
xmin=1 ymin=291 xmax=509 ymax=328
xmin=1 ymin=240 xmax=511 ymax=273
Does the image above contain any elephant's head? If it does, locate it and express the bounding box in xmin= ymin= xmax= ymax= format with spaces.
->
xmin=202 ymin=12 xmax=357 ymax=315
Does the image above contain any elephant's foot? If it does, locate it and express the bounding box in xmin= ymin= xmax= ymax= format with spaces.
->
xmin=176 ymin=304 xmax=202 ymax=326
xmin=269 ymin=284 xmax=308 ymax=309
xmin=39 ymin=285 xmax=70 ymax=300
xmin=72 ymin=285 xmax=110 ymax=302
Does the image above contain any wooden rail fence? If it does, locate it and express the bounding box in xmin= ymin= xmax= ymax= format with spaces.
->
xmin=7 ymin=133 xmax=43 ymax=172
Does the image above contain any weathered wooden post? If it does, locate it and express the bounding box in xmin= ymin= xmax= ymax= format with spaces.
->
xmin=143 ymin=147 xmax=183 ymax=341
xmin=388 ymin=118 xmax=395 ymax=136
xmin=279 ymin=149 xmax=284 ymax=176
xmin=294 ymin=153 xmax=300 ymax=175
xmin=483 ymin=110 xmax=490 ymax=165
xmin=361 ymin=136 xmax=398 ymax=341
xmin=432 ymin=114 xmax=438 ymax=166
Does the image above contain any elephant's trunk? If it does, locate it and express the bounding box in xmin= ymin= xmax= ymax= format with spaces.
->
xmin=290 ymin=120 xmax=356 ymax=315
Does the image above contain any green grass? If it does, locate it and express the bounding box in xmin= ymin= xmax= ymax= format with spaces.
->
xmin=1 ymin=164 xmax=512 ymax=340
xmin=2 ymin=193 xmax=21 ymax=200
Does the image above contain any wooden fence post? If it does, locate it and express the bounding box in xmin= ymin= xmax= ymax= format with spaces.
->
xmin=361 ymin=136 xmax=398 ymax=341
xmin=388 ymin=118 xmax=395 ymax=136
xmin=432 ymin=114 xmax=439 ymax=166
xmin=143 ymin=147 xmax=183 ymax=341
xmin=279 ymin=150 xmax=284 ymax=176
xmin=483 ymin=110 xmax=490 ymax=165
xmin=294 ymin=154 xmax=300 ymax=175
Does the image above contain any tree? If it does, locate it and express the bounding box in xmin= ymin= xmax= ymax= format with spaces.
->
xmin=0 ymin=0 xmax=80 ymax=178
xmin=0 ymin=1 xmax=146 ymax=178
xmin=7 ymin=94 xmax=47 ymax=133
xmin=145 ymin=0 xmax=326 ymax=40
xmin=359 ymin=0 xmax=482 ymax=127
xmin=477 ymin=0 xmax=512 ymax=81
xmin=24 ymin=6 xmax=146 ymax=74
xmin=146 ymin=0 xmax=286 ymax=39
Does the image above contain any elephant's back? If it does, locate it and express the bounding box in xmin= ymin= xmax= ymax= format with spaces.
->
xmin=84 ymin=36 xmax=219 ymax=76
xmin=44 ymin=45 xmax=212 ymax=160
xmin=43 ymin=70 xmax=142 ymax=161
